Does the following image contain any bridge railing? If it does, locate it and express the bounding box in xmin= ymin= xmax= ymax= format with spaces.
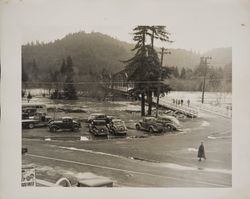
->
xmin=160 ymin=98 xmax=232 ymax=118
xmin=155 ymin=98 xmax=199 ymax=118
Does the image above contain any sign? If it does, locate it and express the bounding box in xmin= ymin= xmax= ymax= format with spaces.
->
xmin=21 ymin=167 xmax=36 ymax=187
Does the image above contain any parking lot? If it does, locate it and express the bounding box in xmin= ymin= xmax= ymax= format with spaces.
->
xmin=22 ymin=97 xmax=201 ymax=139
xmin=22 ymin=97 xmax=232 ymax=187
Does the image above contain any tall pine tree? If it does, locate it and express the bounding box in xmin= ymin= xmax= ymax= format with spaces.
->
xmin=180 ymin=67 xmax=186 ymax=79
xmin=124 ymin=26 xmax=149 ymax=116
xmin=147 ymin=26 xmax=172 ymax=115
xmin=124 ymin=25 xmax=172 ymax=116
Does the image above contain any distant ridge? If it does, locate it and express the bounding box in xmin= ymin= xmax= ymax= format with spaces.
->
xmin=22 ymin=31 xmax=232 ymax=82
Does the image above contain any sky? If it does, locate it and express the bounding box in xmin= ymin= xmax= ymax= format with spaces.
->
xmin=2 ymin=0 xmax=250 ymax=53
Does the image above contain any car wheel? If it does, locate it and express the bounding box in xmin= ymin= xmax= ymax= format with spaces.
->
xmin=50 ymin=127 xmax=56 ymax=133
xmin=112 ymin=130 xmax=116 ymax=135
xmin=166 ymin=125 xmax=173 ymax=131
xmin=135 ymin=124 xmax=140 ymax=130
xmin=72 ymin=127 xmax=79 ymax=132
xmin=149 ymin=127 xmax=154 ymax=133
xmin=28 ymin=123 xmax=34 ymax=129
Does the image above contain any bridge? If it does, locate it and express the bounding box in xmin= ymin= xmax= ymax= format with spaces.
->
xmin=153 ymin=98 xmax=199 ymax=118
xmin=112 ymin=85 xmax=233 ymax=119
xmin=110 ymin=86 xmax=199 ymax=118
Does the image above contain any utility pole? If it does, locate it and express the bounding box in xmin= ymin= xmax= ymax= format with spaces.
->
xmin=201 ymin=56 xmax=212 ymax=104
xmin=156 ymin=47 xmax=171 ymax=118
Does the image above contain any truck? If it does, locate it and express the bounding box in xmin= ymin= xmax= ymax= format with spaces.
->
xmin=22 ymin=112 xmax=52 ymax=129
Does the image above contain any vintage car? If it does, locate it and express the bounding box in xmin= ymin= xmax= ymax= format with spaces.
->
xmin=87 ymin=113 xmax=111 ymax=123
xmin=108 ymin=119 xmax=127 ymax=136
xmin=88 ymin=120 xmax=109 ymax=136
xmin=157 ymin=115 xmax=182 ymax=131
xmin=48 ymin=117 xmax=81 ymax=132
xmin=135 ymin=117 xmax=164 ymax=133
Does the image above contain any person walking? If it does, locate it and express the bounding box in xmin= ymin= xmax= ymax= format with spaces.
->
xmin=27 ymin=92 xmax=32 ymax=103
xmin=197 ymin=142 xmax=206 ymax=161
xmin=181 ymin=99 xmax=183 ymax=106
xmin=187 ymin=99 xmax=190 ymax=107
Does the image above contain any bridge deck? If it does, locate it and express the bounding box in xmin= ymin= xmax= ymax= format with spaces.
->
xmin=154 ymin=98 xmax=199 ymax=118
xmin=112 ymin=86 xmax=199 ymax=118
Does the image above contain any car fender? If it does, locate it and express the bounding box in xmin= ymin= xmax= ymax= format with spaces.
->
xmin=165 ymin=123 xmax=176 ymax=131
xmin=136 ymin=122 xmax=142 ymax=127
xmin=149 ymin=125 xmax=158 ymax=131
xmin=49 ymin=124 xmax=59 ymax=130
xmin=73 ymin=124 xmax=81 ymax=128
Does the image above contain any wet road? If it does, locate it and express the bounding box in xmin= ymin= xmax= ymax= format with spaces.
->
xmin=22 ymin=110 xmax=232 ymax=187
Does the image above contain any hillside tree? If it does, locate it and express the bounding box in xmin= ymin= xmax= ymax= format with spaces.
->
xmin=180 ymin=67 xmax=186 ymax=79
xmin=63 ymin=56 xmax=77 ymax=100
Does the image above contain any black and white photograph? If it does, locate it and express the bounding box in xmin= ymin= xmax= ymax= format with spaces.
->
xmin=1 ymin=0 xmax=250 ymax=198
xmin=20 ymin=1 xmax=233 ymax=188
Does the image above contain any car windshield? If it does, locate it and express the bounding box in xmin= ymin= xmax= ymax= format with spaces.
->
xmin=160 ymin=116 xmax=180 ymax=125
xmin=171 ymin=117 xmax=180 ymax=125
xmin=113 ymin=121 xmax=124 ymax=125
xmin=144 ymin=118 xmax=156 ymax=122
xmin=93 ymin=121 xmax=106 ymax=125
xmin=63 ymin=119 xmax=72 ymax=122
xmin=150 ymin=119 xmax=157 ymax=122
xmin=158 ymin=118 xmax=171 ymax=122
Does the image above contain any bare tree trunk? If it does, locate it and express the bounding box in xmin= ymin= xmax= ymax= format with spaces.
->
xmin=147 ymin=90 xmax=152 ymax=115
xmin=156 ymin=89 xmax=160 ymax=118
xmin=141 ymin=93 xmax=145 ymax=116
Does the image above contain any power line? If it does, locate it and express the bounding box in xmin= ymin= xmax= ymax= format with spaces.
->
xmin=23 ymin=81 xmax=167 ymax=85
xmin=22 ymin=77 xmax=232 ymax=85
xmin=169 ymin=77 xmax=232 ymax=80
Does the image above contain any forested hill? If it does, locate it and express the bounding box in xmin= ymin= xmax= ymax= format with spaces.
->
xmin=161 ymin=48 xmax=201 ymax=69
xmin=22 ymin=31 xmax=134 ymax=82
xmin=22 ymin=31 xmax=232 ymax=83
xmin=162 ymin=47 xmax=232 ymax=69
xmin=203 ymin=47 xmax=232 ymax=68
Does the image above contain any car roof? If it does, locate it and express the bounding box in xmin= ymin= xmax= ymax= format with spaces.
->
xmin=93 ymin=119 xmax=106 ymax=122
xmin=158 ymin=115 xmax=176 ymax=120
xmin=62 ymin=116 xmax=73 ymax=119
xmin=144 ymin=117 xmax=156 ymax=119
xmin=22 ymin=103 xmax=45 ymax=106
xmin=112 ymin=119 xmax=122 ymax=122
xmin=91 ymin=113 xmax=105 ymax=116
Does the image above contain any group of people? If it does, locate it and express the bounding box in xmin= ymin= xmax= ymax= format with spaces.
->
xmin=172 ymin=99 xmax=190 ymax=107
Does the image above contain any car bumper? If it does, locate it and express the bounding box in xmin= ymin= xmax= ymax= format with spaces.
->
xmin=95 ymin=131 xmax=108 ymax=135
xmin=113 ymin=130 xmax=127 ymax=135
